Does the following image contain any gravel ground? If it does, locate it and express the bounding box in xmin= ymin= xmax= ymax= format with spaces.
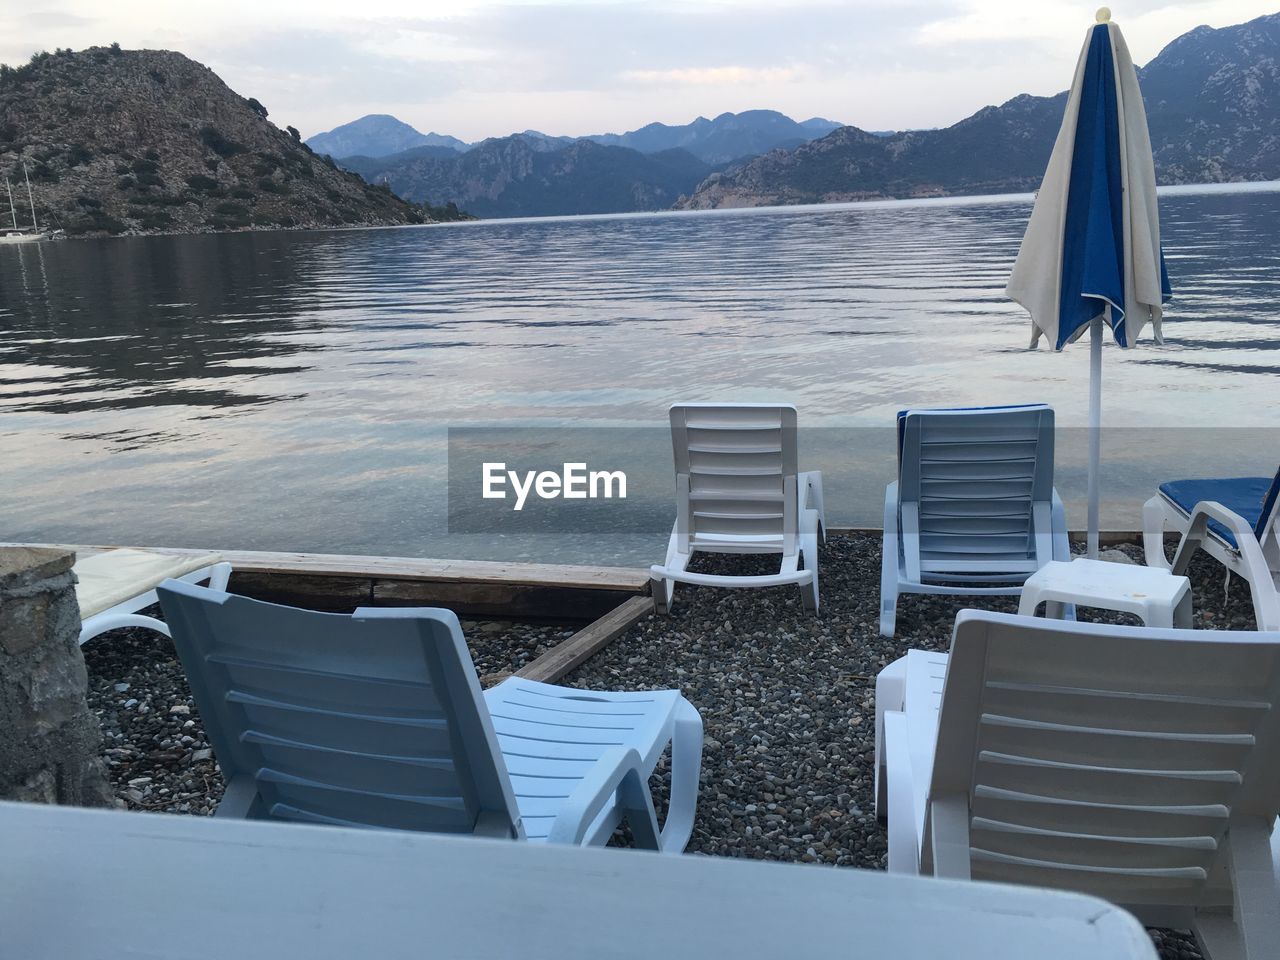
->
xmin=82 ymin=535 xmax=1260 ymax=959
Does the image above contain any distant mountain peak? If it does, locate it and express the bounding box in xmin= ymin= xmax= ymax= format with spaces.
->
xmin=583 ymin=110 xmax=844 ymax=164
xmin=676 ymin=12 xmax=1280 ymax=210
xmin=306 ymin=115 xmax=467 ymax=159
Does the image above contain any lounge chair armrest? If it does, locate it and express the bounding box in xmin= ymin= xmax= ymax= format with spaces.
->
xmin=1176 ymin=502 xmax=1280 ymax=630
xmin=648 ymin=565 xmax=814 ymax=589
xmin=1173 ymin=500 xmax=1260 ymax=576
xmin=547 ymin=746 xmax=655 ymax=847
xmin=1187 ymin=500 xmax=1256 ymax=540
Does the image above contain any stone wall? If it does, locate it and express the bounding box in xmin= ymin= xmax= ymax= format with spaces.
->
xmin=0 ymin=547 xmax=112 ymax=805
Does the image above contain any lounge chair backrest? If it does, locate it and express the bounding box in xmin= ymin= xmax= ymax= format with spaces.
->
xmin=930 ymin=610 xmax=1280 ymax=905
xmin=668 ymin=403 xmax=800 ymax=556
xmin=897 ymin=405 xmax=1056 ymax=577
xmin=156 ymin=580 xmax=523 ymax=838
xmin=1257 ymin=465 xmax=1280 ymax=542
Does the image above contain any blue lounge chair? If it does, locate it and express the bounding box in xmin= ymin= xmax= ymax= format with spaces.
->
xmin=1143 ymin=466 xmax=1280 ymax=630
xmin=155 ymin=580 xmax=703 ymax=851
xmin=880 ymin=405 xmax=1070 ymax=636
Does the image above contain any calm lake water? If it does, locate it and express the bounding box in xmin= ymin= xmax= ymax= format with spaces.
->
xmin=2 ymin=183 xmax=1279 ymax=565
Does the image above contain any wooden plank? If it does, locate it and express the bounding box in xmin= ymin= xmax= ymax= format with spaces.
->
xmin=373 ymin=579 xmax=634 ymax=622
xmin=516 ymin=595 xmax=653 ymax=683
xmin=1 ymin=542 xmax=649 ymax=591
xmin=0 ymin=799 xmax=1159 ymax=960
xmin=227 ymin=572 xmax=374 ymax=612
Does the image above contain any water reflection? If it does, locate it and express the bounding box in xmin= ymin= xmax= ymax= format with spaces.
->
xmin=1 ymin=232 xmax=325 ymax=414
xmin=1 ymin=185 xmax=1278 ymax=562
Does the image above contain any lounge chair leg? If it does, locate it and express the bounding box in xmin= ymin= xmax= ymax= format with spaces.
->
xmin=874 ymin=657 xmax=907 ymax=821
xmin=880 ymin=484 xmax=900 ymax=637
xmin=215 ymin=775 xmax=262 ymax=819
xmin=879 ymin=592 xmax=898 ymax=637
xmin=618 ymin=769 xmax=662 ymax=852
xmin=658 ymin=697 xmax=703 ymax=854
xmin=883 ymin=710 xmax=919 ymax=874
xmin=651 ymin=575 xmax=674 ymax=615
xmin=1192 ymin=819 xmax=1278 ymax=960
xmin=801 ymin=471 xmax=827 ymax=544
xmin=798 ymin=531 xmax=820 ymax=615
xmin=79 ymin=612 xmax=172 ymax=646
xmin=1143 ymin=496 xmax=1174 ymax=570
xmin=800 ymin=576 xmax=819 ymax=614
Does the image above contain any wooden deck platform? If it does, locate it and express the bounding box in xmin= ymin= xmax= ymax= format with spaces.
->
xmin=4 ymin=542 xmax=651 ymax=622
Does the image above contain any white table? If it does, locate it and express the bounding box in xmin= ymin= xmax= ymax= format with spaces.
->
xmin=0 ymin=800 xmax=1156 ymax=960
xmin=1020 ymin=558 xmax=1193 ymax=627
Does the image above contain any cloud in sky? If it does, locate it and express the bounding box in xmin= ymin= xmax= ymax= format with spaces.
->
xmin=1 ymin=1 xmax=1275 ymax=140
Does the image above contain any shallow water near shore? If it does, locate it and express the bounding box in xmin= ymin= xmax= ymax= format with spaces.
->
xmin=2 ymin=182 xmax=1279 ymax=565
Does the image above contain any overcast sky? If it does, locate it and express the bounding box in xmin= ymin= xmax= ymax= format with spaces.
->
xmin=2 ymin=1 xmax=1276 ymax=140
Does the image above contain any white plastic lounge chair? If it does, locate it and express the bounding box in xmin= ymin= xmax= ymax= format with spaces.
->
xmin=1142 ymin=468 xmax=1280 ymax=631
xmin=76 ymin=548 xmax=232 ymax=645
xmin=875 ymin=610 xmax=1280 ymax=959
xmin=650 ymin=403 xmax=824 ymax=614
xmin=880 ymin=405 xmax=1069 ymax=636
xmin=155 ymin=580 xmax=703 ymax=852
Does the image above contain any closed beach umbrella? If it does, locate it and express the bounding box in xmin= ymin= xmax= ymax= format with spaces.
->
xmin=1006 ymin=7 xmax=1171 ymax=558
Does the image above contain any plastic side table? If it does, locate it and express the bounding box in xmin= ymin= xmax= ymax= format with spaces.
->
xmin=1018 ymin=558 xmax=1193 ymax=628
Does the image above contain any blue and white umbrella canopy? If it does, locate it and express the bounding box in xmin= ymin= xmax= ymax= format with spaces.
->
xmin=1006 ymin=8 xmax=1172 ymax=556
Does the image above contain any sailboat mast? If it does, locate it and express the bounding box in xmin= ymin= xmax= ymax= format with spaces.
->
xmin=22 ymin=161 xmax=38 ymax=231
xmin=5 ymin=179 xmax=17 ymax=230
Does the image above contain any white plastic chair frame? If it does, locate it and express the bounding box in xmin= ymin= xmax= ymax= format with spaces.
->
xmin=80 ymin=560 xmax=233 ymax=645
xmin=1143 ymin=494 xmax=1280 ymax=632
xmin=650 ymin=403 xmax=823 ymax=615
xmin=877 ymin=610 xmax=1280 ymax=960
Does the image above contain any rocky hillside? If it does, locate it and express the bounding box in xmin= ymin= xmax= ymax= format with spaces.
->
xmin=343 ymin=135 xmax=718 ymax=218
xmin=0 ymin=46 xmax=451 ymax=235
xmin=678 ymin=11 xmax=1280 ymax=209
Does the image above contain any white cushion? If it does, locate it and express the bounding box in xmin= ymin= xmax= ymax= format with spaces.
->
xmin=75 ymin=549 xmax=223 ymax=619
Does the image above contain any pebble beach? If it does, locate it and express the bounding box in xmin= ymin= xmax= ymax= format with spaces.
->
xmin=83 ymin=534 xmax=1259 ymax=960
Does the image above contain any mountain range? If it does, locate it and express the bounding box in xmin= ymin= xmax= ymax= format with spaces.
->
xmin=312 ymin=109 xmax=839 ymax=220
xmin=341 ymin=136 xmax=717 ymax=218
xmin=0 ymin=48 xmax=461 ymax=235
xmin=307 ymin=110 xmax=843 ymax=165
xmin=320 ymin=109 xmax=844 ymax=218
xmin=677 ymin=11 xmax=1280 ymax=209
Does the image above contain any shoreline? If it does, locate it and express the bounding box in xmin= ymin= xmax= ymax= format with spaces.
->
xmin=12 ymin=178 xmax=1277 ymax=242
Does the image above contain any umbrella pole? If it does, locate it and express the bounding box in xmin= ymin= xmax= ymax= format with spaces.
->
xmin=1087 ymin=315 xmax=1103 ymax=559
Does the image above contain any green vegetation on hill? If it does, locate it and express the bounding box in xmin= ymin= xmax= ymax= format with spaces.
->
xmin=0 ymin=46 xmax=471 ymax=236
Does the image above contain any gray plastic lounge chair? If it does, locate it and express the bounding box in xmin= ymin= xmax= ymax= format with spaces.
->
xmin=880 ymin=405 xmax=1070 ymax=636
xmin=155 ymin=580 xmax=703 ymax=851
